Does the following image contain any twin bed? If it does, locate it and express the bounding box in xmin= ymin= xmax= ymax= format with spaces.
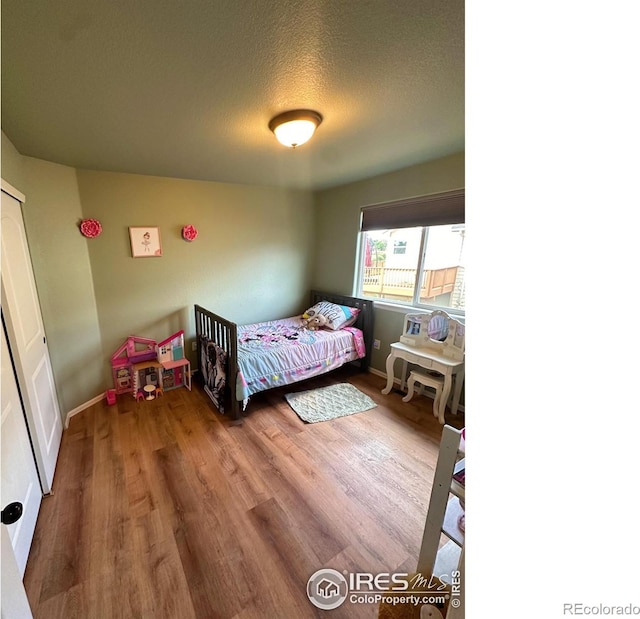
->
xmin=195 ymin=291 xmax=374 ymax=421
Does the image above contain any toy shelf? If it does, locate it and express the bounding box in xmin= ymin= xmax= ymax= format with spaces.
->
xmin=162 ymin=358 xmax=189 ymax=370
xmin=161 ymin=358 xmax=191 ymax=391
xmin=417 ymin=425 xmax=465 ymax=618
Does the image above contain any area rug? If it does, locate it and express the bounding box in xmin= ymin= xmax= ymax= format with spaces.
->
xmin=284 ymin=383 xmax=377 ymax=423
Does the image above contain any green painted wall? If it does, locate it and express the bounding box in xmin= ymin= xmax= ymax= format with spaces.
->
xmin=1 ymin=137 xmax=103 ymax=415
xmin=21 ymin=158 xmax=105 ymax=414
xmin=312 ymin=152 xmax=465 ymax=373
xmin=75 ymin=170 xmax=315 ymax=386
xmin=3 ymin=133 xmax=314 ymax=414
xmin=1 ymin=131 xmax=26 ymax=190
xmin=3 ymin=127 xmax=463 ymax=416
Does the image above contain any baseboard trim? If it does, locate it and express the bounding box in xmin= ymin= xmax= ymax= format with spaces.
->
xmin=64 ymin=372 xmax=200 ymax=429
xmin=64 ymin=392 xmax=105 ymax=428
xmin=368 ymin=367 xmax=465 ymax=414
xmin=369 ymin=366 xmax=400 ymax=384
xmin=63 ymin=367 xmax=463 ymax=429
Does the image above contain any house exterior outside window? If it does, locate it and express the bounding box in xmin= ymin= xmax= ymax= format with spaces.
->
xmin=358 ymin=223 xmax=465 ymax=313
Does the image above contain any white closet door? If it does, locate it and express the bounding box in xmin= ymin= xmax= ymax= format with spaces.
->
xmin=1 ymin=527 xmax=34 ymax=619
xmin=1 ymin=326 xmax=42 ymax=575
xmin=1 ymin=186 xmax=62 ymax=494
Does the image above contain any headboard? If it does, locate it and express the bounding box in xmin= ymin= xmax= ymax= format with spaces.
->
xmin=310 ymin=290 xmax=374 ymax=371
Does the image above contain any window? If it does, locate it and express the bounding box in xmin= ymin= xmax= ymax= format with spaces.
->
xmin=393 ymin=240 xmax=407 ymax=255
xmin=356 ymin=190 xmax=465 ymax=313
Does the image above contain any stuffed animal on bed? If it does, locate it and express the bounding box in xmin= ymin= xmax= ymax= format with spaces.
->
xmin=301 ymin=313 xmax=328 ymax=330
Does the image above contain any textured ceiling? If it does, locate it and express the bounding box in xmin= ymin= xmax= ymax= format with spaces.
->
xmin=1 ymin=0 xmax=464 ymax=190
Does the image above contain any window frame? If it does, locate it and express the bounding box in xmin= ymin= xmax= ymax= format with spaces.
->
xmin=355 ymin=228 xmax=464 ymax=318
xmin=355 ymin=189 xmax=465 ymax=317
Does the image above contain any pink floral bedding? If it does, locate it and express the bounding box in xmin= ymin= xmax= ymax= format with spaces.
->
xmin=236 ymin=316 xmax=366 ymax=404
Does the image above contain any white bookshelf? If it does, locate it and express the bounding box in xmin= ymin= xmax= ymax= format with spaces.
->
xmin=417 ymin=425 xmax=465 ymax=618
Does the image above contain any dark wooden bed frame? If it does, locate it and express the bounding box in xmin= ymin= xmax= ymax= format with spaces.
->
xmin=195 ymin=290 xmax=375 ymax=421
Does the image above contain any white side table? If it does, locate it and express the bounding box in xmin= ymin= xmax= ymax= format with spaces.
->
xmin=143 ymin=384 xmax=156 ymax=400
xmin=382 ymin=342 xmax=464 ymax=422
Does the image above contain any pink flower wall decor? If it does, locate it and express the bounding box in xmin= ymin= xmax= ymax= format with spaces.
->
xmin=80 ymin=218 xmax=102 ymax=238
xmin=182 ymin=225 xmax=198 ymax=241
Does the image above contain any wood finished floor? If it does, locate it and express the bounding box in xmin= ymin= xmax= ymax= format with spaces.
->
xmin=23 ymin=367 xmax=464 ymax=619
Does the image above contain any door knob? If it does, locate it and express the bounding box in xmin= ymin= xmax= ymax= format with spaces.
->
xmin=1 ymin=502 xmax=23 ymax=525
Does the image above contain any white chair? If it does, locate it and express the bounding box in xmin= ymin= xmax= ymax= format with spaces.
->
xmin=402 ymin=370 xmax=446 ymax=423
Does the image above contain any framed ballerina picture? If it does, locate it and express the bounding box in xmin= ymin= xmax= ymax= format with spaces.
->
xmin=129 ymin=226 xmax=162 ymax=257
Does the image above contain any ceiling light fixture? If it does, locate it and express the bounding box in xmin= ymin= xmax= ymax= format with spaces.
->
xmin=268 ymin=109 xmax=323 ymax=148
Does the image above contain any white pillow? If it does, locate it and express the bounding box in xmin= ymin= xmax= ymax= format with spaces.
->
xmin=303 ymin=301 xmax=360 ymax=330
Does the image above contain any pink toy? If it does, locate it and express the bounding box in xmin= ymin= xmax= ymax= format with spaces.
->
xmin=111 ymin=331 xmax=192 ymax=399
xmin=106 ymin=389 xmax=117 ymax=405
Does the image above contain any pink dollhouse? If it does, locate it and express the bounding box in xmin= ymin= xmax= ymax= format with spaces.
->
xmin=111 ymin=331 xmax=191 ymax=400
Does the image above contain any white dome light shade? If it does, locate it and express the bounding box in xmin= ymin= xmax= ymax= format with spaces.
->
xmin=269 ymin=110 xmax=323 ymax=148
xmin=273 ymin=119 xmax=316 ymax=148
